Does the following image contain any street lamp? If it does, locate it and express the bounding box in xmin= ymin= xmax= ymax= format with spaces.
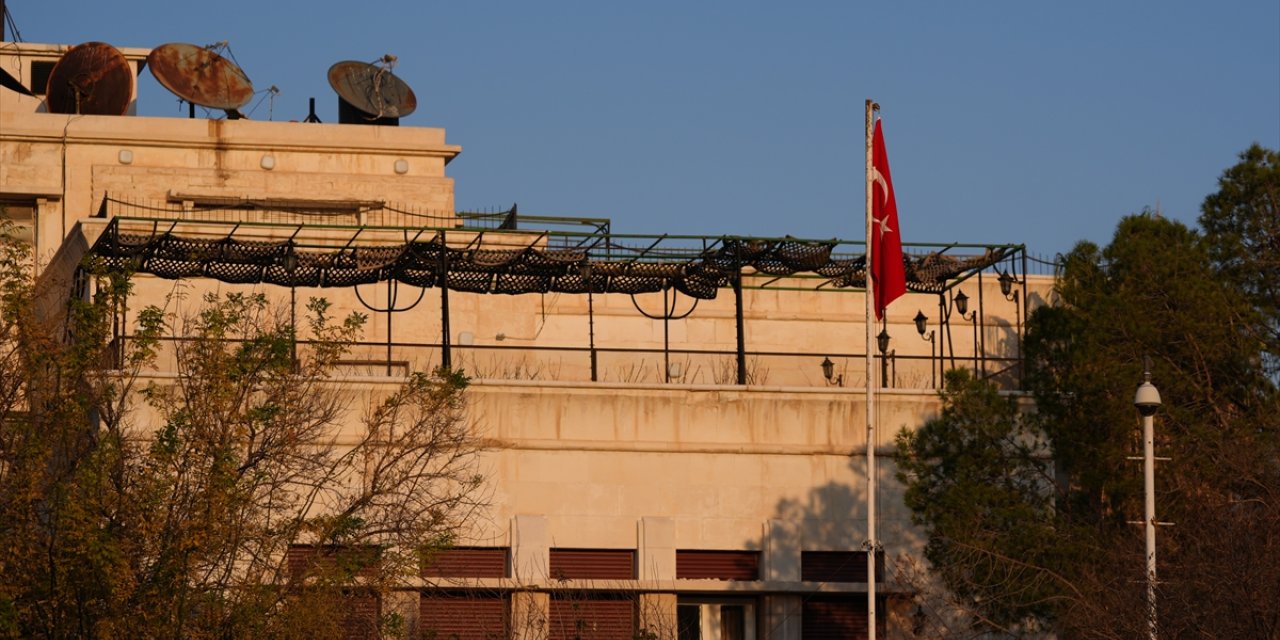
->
xmin=1134 ymin=366 xmax=1162 ymax=640
xmin=953 ymin=290 xmax=979 ymax=373
xmin=914 ymin=310 xmax=937 ymax=389
xmin=876 ymin=327 xmax=893 ymax=388
xmin=999 ymin=270 xmax=1024 ymax=384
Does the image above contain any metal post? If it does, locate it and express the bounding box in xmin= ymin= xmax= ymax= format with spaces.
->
xmin=977 ymin=270 xmax=986 ymax=378
xmin=438 ymin=232 xmax=451 ymax=371
xmin=663 ymin=288 xmax=671 ymax=383
xmin=863 ymin=97 xmax=879 ymax=640
xmin=588 ymin=289 xmax=597 ymax=382
xmin=734 ymin=271 xmax=746 ymax=385
xmin=386 ymin=279 xmax=394 ymax=376
xmin=1134 ymin=367 xmax=1161 ymax=640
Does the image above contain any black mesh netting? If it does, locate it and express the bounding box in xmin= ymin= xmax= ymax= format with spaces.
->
xmin=91 ymin=228 xmax=1009 ymax=300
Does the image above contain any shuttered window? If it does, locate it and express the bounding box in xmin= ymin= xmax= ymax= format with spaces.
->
xmin=342 ymin=591 xmax=382 ymax=640
xmin=549 ymin=594 xmax=635 ymax=640
xmin=676 ymin=550 xmax=760 ymax=581
xmin=802 ymin=597 xmax=868 ymax=640
xmin=800 ymin=551 xmax=884 ymax=583
xmin=423 ymin=547 xmax=508 ymax=578
xmin=286 ymin=544 xmax=381 ymax=580
xmin=420 ymin=592 xmax=508 ymax=640
xmin=549 ymin=549 xmax=635 ymax=580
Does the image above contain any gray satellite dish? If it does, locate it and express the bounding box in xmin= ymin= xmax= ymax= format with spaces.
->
xmin=327 ymin=56 xmax=416 ymax=125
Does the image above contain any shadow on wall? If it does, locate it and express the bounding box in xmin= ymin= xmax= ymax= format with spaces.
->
xmin=739 ymin=454 xmax=998 ymax=640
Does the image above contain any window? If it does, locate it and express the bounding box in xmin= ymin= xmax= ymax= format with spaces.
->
xmin=0 ymin=200 xmax=35 ymax=247
xmin=423 ymin=547 xmax=508 ymax=579
xmin=29 ymin=60 xmax=55 ymax=96
xmin=677 ymin=599 xmax=757 ymax=640
xmin=549 ymin=549 xmax=635 ymax=581
xmin=549 ymin=593 xmax=635 ymax=640
xmin=676 ymin=550 xmax=760 ymax=581
xmin=800 ymin=550 xmax=883 ymax=583
xmin=421 ymin=591 xmax=508 ymax=640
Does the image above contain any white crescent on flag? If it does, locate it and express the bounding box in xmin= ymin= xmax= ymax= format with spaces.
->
xmin=870 ymin=166 xmax=890 ymax=206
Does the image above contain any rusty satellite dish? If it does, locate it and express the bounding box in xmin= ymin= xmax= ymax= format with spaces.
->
xmin=45 ymin=42 xmax=134 ymax=115
xmin=327 ymin=57 xmax=416 ymax=125
xmin=147 ymin=42 xmax=254 ymax=114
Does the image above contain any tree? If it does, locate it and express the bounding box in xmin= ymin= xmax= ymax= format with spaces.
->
xmin=1199 ymin=144 xmax=1280 ymax=373
xmin=894 ymin=370 xmax=1069 ymax=636
xmin=0 ymin=227 xmax=486 ymax=639
xmin=897 ymin=201 xmax=1280 ymax=637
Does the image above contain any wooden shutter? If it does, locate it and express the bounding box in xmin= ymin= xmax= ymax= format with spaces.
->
xmin=549 ymin=549 xmax=635 ymax=580
xmin=802 ymin=597 xmax=867 ymax=640
xmin=549 ymin=595 xmax=635 ymax=640
xmin=341 ymin=590 xmax=382 ymax=640
xmin=423 ymin=547 xmax=508 ymax=578
xmin=420 ymin=592 xmax=507 ymax=640
xmin=676 ymin=550 xmax=760 ymax=581
xmin=800 ymin=551 xmax=884 ymax=583
xmin=286 ymin=544 xmax=380 ymax=579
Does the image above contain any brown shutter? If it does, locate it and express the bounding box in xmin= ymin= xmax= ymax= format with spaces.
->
xmin=423 ymin=547 xmax=509 ymax=578
xmin=286 ymin=544 xmax=380 ymax=580
xmin=676 ymin=550 xmax=760 ymax=581
xmin=420 ymin=592 xmax=508 ymax=639
xmin=800 ymin=551 xmax=884 ymax=583
xmin=802 ymin=597 xmax=868 ymax=640
xmin=341 ymin=590 xmax=382 ymax=640
xmin=549 ymin=549 xmax=635 ymax=580
xmin=549 ymin=595 xmax=635 ymax=640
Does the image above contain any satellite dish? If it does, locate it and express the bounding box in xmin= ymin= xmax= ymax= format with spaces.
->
xmin=147 ymin=42 xmax=254 ymax=113
xmin=45 ymin=42 xmax=134 ymax=116
xmin=327 ymin=57 xmax=416 ymax=125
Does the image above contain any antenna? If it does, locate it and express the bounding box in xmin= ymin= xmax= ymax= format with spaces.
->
xmin=327 ymin=56 xmax=416 ymax=126
xmin=147 ymin=42 xmax=254 ymax=118
xmin=45 ymin=42 xmax=134 ymax=115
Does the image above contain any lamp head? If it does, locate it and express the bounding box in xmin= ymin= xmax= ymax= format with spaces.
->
xmin=999 ymin=271 xmax=1014 ymax=297
xmin=954 ymin=290 xmax=969 ymax=316
xmin=821 ymin=356 xmax=834 ymax=381
xmin=877 ymin=328 xmax=891 ymax=354
xmin=914 ymin=310 xmax=928 ymax=336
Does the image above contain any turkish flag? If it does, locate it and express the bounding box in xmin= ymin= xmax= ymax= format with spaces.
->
xmin=871 ymin=119 xmax=906 ymax=319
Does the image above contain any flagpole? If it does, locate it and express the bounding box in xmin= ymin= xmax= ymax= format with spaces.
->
xmin=864 ymin=98 xmax=879 ymax=640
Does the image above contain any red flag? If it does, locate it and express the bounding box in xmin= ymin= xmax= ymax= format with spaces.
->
xmin=871 ymin=119 xmax=906 ymax=319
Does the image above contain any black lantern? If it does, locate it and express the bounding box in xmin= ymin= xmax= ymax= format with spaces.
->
xmin=999 ymin=270 xmax=1014 ymax=297
xmin=877 ymin=328 xmax=891 ymax=355
xmin=914 ymin=310 xmax=928 ymax=336
xmin=281 ymin=247 xmax=299 ymax=274
xmin=954 ymin=290 xmax=969 ymax=316
xmin=821 ymin=356 xmax=835 ymax=382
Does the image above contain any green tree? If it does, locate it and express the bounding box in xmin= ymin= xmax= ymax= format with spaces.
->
xmin=1199 ymin=144 xmax=1280 ymax=371
xmin=898 ymin=203 xmax=1280 ymax=636
xmin=895 ymin=370 xmax=1070 ymax=636
xmin=0 ymin=228 xmax=486 ymax=639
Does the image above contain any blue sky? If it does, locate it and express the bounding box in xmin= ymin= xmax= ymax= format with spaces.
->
xmin=7 ymin=1 xmax=1278 ymax=258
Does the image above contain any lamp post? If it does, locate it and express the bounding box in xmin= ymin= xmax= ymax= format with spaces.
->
xmin=914 ymin=310 xmax=936 ymax=389
xmin=1134 ymin=366 xmax=1162 ymax=640
xmin=953 ymin=290 xmax=979 ymax=374
xmin=999 ymin=270 xmax=1023 ymax=384
xmin=877 ymin=327 xmax=892 ymax=388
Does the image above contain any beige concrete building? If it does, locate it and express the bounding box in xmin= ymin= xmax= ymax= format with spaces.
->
xmin=2 ymin=39 xmax=1052 ymax=640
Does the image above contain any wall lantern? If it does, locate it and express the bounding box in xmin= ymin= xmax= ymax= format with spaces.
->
xmin=954 ymin=290 xmax=970 ymax=316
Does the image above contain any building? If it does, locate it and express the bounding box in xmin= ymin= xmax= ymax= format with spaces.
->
xmin=1 ymin=38 xmax=1052 ymax=639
